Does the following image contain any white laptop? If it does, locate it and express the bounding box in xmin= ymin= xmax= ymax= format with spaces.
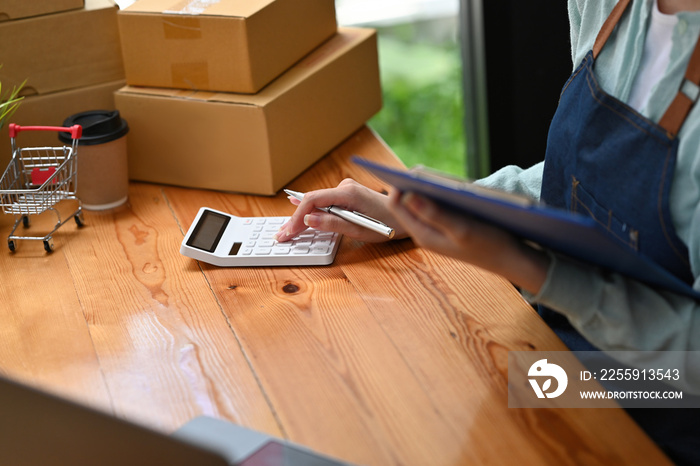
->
xmin=0 ymin=374 xmax=352 ymax=466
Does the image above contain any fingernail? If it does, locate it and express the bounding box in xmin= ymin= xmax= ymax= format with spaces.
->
xmin=304 ymin=214 xmax=319 ymax=228
xmin=274 ymin=228 xmax=286 ymax=241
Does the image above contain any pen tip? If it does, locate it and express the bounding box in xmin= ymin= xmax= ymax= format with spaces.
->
xmin=284 ymin=189 xmax=303 ymax=198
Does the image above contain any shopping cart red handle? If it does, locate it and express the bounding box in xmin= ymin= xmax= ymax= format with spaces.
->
xmin=8 ymin=123 xmax=82 ymax=140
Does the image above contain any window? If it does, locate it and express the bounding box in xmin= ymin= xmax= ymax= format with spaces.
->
xmin=337 ymin=0 xmax=466 ymax=177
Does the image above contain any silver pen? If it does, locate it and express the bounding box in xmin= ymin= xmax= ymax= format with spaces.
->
xmin=284 ymin=189 xmax=395 ymax=239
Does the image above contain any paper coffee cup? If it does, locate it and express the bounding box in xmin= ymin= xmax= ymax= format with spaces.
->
xmin=60 ymin=110 xmax=129 ymax=210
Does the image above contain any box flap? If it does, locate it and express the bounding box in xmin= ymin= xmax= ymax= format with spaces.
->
xmin=0 ymin=0 xmax=84 ymax=21
xmin=84 ymin=0 xmax=114 ymax=12
xmin=117 ymin=28 xmax=374 ymax=107
xmin=122 ymin=0 xmax=273 ymax=18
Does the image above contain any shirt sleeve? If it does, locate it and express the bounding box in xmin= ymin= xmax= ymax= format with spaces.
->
xmin=475 ymin=161 xmax=544 ymax=201
xmin=568 ymin=0 xmax=584 ymax=65
xmin=525 ymin=254 xmax=700 ymax=353
xmin=478 ymin=159 xmax=700 ymax=355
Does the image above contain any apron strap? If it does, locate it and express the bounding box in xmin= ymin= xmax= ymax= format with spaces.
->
xmin=593 ymin=0 xmax=632 ymax=59
xmin=659 ymin=37 xmax=700 ymax=136
xmin=591 ymin=0 xmax=700 ymax=136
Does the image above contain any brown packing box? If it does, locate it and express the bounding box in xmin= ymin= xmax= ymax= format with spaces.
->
xmin=117 ymin=0 xmax=337 ymax=94
xmin=0 ymin=80 xmax=126 ymax=169
xmin=0 ymin=0 xmax=124 ymax=95
xmin=115 ymin=27 xmax=381 ymax=195
xmin=0 ymin=0 xmax=84 ymax=21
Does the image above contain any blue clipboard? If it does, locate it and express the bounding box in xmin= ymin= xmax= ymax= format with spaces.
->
xmin=353 ymin=156 xmax=700 ymax=301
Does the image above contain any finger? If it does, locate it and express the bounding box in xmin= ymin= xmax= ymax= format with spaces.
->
xmin=390 ymin=191 xmax=486 ymax=258
xmin=398 ymin=192 xmax=457 ymax=236
xmin=276 ymin=190 xmax=334 ymax=241
xmin=390 ymin=191 xmax=447 ymax=242
xmin=303 ymin=212 xmax=393 ymax=242
xmin=277 ymin=180 xmax=376 ymax=241
xmin=393 ymin=191 xmax=517 ymax=262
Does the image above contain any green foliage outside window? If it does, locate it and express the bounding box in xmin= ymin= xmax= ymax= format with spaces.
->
xmin=368 ymin=31 xmax=466 ymax=177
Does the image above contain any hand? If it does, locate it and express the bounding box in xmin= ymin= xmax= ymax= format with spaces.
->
xmin=390 ymin=190 xmax=550 ymax=295
xmin=275 ymin=179 xmax=409 ymax=243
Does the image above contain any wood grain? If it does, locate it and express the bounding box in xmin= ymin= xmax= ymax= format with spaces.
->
xmin=0 ymin=126 xmax=671 ymax=465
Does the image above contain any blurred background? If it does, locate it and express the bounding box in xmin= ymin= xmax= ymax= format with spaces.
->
xmin=336 ymin=0 xmax=466 ymax=177
xmin=337 ymin=0 xmax=571 ymax=180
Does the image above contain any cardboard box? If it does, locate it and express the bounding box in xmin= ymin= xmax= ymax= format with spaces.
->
xmin=0 ymin=0 xmax=124 ymax=95
xmin=115 ymin=28 xmax=381 ymax=195
xmin=117 ymin=0 xmax=337 ymax=94
xmin=0 ymin=0 xmax=84 ymax=21
xmin=0 ymin=80 xmax=126 ymax=169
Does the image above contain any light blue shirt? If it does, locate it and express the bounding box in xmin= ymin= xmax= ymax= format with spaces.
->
xmin=479 ymin=0 xmax=700 ymax=352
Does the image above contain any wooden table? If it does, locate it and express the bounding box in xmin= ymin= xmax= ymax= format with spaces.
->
xmin=0 ymin=127 xmax=669 ymax=465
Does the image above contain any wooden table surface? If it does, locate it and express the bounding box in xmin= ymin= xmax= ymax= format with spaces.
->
xmin=0 ymin=126 xmax=669 ymax=465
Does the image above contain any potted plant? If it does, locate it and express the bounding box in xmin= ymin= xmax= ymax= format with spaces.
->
xmin=0 ymin=65 xmax=25 ymax=130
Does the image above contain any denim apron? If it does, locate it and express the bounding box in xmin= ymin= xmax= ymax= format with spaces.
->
xmin=539 ymin=2 xmax=700 ymax=462
xmin=539 ymin=0 xmax=698 ymax=350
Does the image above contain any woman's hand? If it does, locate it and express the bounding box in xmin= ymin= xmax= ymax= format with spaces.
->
xmin=275 ymin=178 xmax=550 ymax=295
xmin=389 ymin=190 xmax=551 ymax=295
xmin=274 ymin=179 xmax=409 ymax=243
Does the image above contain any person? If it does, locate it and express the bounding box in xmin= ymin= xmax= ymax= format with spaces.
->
xmin=276 ymin=0 xmax=700 ymax=463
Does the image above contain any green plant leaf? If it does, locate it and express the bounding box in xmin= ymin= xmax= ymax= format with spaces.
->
xmin=0 ymin=65 xmax=26 ymax=130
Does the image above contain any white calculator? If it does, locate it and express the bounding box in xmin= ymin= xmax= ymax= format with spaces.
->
xmin=180 ymin=207 xmax=342 ymax=267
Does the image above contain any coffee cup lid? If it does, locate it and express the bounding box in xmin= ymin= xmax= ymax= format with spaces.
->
xmin=59 ymin=110 xmax=129 ymax=146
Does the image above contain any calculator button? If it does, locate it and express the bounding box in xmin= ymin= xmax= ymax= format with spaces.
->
xmin=258 ymin=239 xmax=275 ymax=247
xmin=292 ymin=246 xmax=310 ymax=254
xmin=313 ymin=239 xmax=332 ymax=247
xmin=254 ymin=248 xmax=272 ymax=255
xmin=272 ymin=247 xmax=291 ymax=255
xmin=245 ymin=240 xmax=257 ymax=247
xmin=241 ymin=248 xmax=253 ymax=255
xmin=253 ymin=226 xmax=263 ymax=232
xmin=267 ymin=218 xmax=285 ymax=224
xmin=311 ymin=246 xmax=330 ymax=254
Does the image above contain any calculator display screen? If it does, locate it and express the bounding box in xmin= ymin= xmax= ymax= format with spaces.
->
xmin=186 ymin=210 xmax=230 ymax=253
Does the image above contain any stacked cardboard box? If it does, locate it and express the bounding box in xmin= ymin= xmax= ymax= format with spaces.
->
xmin=0 ymin=0 xmax=84 ymax=21
xmin=0 ymin=0 xmax=126 ymax=168
xmin=114 ymin=0 xmax=382 ymax=195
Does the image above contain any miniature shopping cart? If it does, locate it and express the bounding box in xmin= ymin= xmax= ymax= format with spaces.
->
xmin=0 ymin=124 xmax=84 ymax=252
